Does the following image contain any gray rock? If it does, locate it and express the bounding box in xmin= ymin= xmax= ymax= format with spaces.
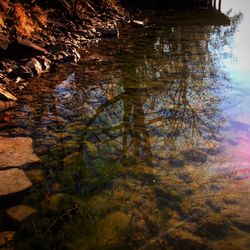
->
xmin=0 ymin=137 xmax=39 ymax=168
xmin=0 ymin=168 xmax=32 ymax=197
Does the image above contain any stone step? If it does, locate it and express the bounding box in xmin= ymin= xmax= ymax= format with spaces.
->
xmin=0 ymin=168 xmax=32 ymax=197
xmin=0 ymin=137 xmax=39 ymax=169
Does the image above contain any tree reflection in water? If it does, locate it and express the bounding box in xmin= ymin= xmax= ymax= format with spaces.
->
xmin=80 ymin=10 xmax=242 ymax=168
xmin=9 ymin=8 xmax=247 ymax=250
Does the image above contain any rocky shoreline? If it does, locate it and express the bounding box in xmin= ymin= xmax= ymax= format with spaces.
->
xmin=0 ymin=2 xmax=128 ymax=246
xmin=0 ymin=2 xmax=146 ymax=246
xmin=0 ymin=1 xmax=132 ymax=110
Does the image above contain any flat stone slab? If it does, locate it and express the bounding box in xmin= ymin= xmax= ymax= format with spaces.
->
xmin=0 ymin=137 xmax=39 ymax=168
xmin=7 ymin=205 xmax=37 ymax=223
xmin=0 ymin=168 xmax=32 ymax=197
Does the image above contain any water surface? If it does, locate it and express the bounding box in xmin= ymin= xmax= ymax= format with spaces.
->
xmin=1 ymin=1 xmax=250 ymax=249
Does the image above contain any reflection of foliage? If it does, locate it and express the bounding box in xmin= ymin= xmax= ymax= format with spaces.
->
xmin=13 ymin=9 xmax=244 ymax=250
xmin=79 ymin=10 xmax=243 ymax=166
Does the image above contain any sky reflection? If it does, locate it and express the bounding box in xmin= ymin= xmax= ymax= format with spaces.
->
xmin=222 ymin=0 xmax=250 ymax=85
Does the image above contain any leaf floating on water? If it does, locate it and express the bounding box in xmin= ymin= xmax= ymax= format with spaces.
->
xmin=84 ymin=140 xmax=97 ymax=155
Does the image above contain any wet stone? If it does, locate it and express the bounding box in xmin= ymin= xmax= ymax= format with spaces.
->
xmin=46 ymin=193 xmax=74 ymax=213
xmin=6 ymin=205 xmax=37 ymax=223
xmin=25 ymin=169 xmax=45 ymax=184
xmin=0 ymin=231 xmax=15 ymax=247
xmin=0 ymin=137 xmax=39 ymax=168
xmin=0 ymin=169 xmax=32 ymax=197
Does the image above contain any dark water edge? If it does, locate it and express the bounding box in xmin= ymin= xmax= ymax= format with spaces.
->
xmin=1 ymin=6 xmax=250 ymax=250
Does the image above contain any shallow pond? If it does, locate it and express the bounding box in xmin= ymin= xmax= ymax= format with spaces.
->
xmin=1 ymin=1 xmax=250 ymax=249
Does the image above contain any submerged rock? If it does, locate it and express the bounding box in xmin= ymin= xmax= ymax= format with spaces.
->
xmin=25 ymin=169 xmax=45 ymax=184
xmin=0 ymin=137 xmax=39 ymax=168
xmin=195 ymin=217 xmax=231 ymax=240
xmin=0 ymin=168 xmax=32 ymax=197
xmin=63 ymin=152 xmax=82 ymax=167
xmin=168 ymin=230 xmax=207 ymax=250
xmin=97 ymin=211 xmax=131 ymax=248
xmin=182 ymin=150 xmax=207 ymax=164
xmin=154 ymin=187 xmax=182 ymax=211
xmin=0 ymin=231 xmax=15 ymax=247
xmin=6 ymin=205 xmax=37 ymax=223
xmin=169 ymin=155 xmax=185 ymax=168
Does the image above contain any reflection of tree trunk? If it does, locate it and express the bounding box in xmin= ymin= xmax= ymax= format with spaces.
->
xmin=122 ymin=91 xmax=153 ymax=166
xmin=122 ymin=96 xmax=132 ymax=162
xmin=132 ymin=94 xmax=153 ymax=166
xmin=208 ymin=0 xmax=213 ymax=9
xmin=219 ymin=0 xmax=221 ymax=11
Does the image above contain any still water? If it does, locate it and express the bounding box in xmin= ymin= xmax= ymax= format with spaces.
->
xmin=1 ymin=1 xmax=250 ymax=249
